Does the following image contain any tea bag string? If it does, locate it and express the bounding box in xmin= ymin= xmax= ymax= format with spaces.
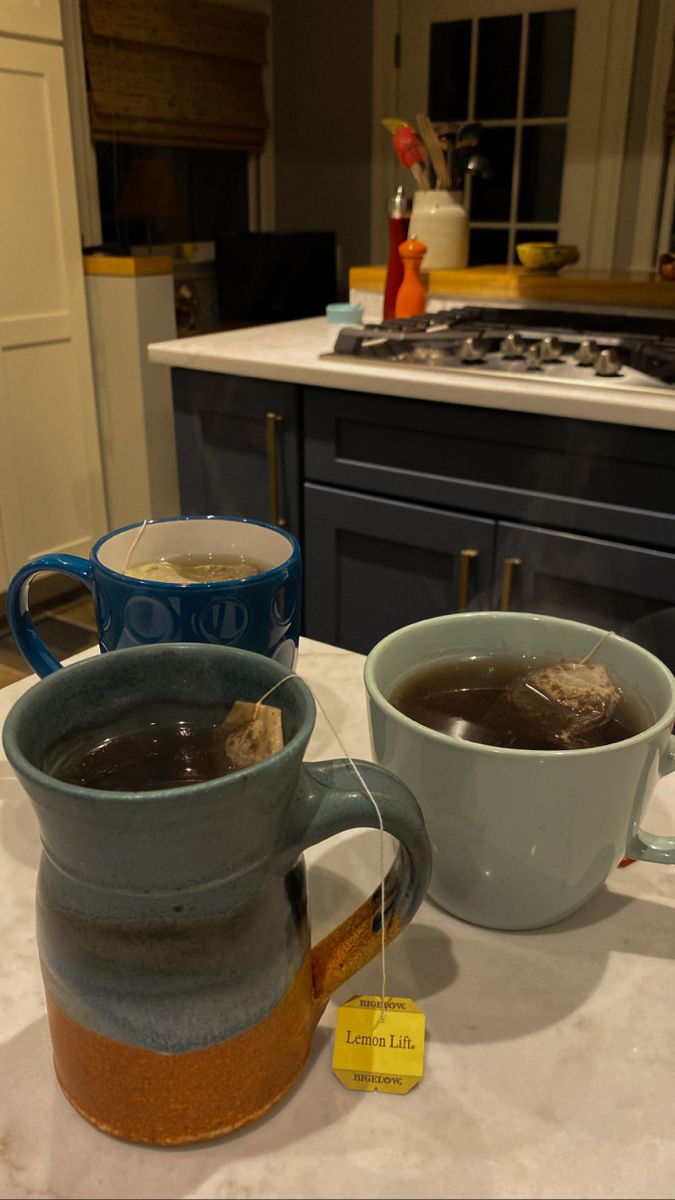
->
xmin=255 ymin=675 xmax=388 ymax=1022
xmin=578 ymin=629 xmax=614 ymax=665
xmin=121 ymin=520 xmax=148 ymax=576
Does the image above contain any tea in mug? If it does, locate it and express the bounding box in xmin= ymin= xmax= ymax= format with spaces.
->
xmin=390 ymin=654 xmax=651 ymax=750
xmin=44 ymin=699 xmax=285 ymax=791
xmin=126 ymin=553 xmax=271 ymax=584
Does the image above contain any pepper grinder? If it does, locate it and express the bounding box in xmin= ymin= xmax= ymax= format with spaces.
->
xmin=383 ymin=185 xmax=411 ymax=319
xmin=395 ymin=238 xmax=427 ymax=318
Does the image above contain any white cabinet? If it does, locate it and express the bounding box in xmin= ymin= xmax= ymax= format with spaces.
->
xmin=0 ymin=27 xmax=107 ymax=593
xmin=85 ymin=261 xmax=180 ymax=529
xmin=0 ymin=0 xmax=61 ymax=40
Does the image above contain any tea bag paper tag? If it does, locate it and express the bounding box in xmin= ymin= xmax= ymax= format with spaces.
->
xmin=332 ymin=996 xmax=426 ymax=1094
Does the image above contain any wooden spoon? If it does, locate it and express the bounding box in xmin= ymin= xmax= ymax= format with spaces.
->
xmin=416 ymin=113 xmax=449 ymax=189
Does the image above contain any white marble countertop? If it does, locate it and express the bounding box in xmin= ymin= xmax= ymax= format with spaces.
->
xmin=3 ymin=637 xmax=675 ymax=1199
xmin=147 ymin=317 xmax=675 ymax=432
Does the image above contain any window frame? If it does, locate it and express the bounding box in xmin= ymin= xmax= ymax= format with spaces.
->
xmin=370 ymin=0 xmax=641 ymax=271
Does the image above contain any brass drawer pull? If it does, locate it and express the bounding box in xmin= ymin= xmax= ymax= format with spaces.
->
xmin=499 ymin=556 xmax=522 ymax=611
xmin=457 ymin=548 xmax=478 ymax=612
xmin=265 ymin=412 xmax=285 ymax=527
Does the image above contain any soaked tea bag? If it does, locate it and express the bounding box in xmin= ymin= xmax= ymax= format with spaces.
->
xmin=484 ymin=653 xmax=622 ymax=750
xmin=214 ymin=700 xmax=284 ymax=770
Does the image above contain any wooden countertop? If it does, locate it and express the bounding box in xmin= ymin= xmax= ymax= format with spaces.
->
xmin=350 ymin=264 xmax=675 ymax=309
xmin=83 ymin=254 xmax=174 ymax=277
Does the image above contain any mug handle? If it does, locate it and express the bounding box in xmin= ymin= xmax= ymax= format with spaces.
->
xmin=626 ymin=734 xmax=675 ymax=865
xmin=285 ymin=759 xmax=432 ymax=1015
xmin=7 ymin=554 xmax=94 ymax=678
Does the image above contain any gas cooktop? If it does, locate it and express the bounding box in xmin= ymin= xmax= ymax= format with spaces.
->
xmin=321 ymin=306 xmax=675 ymax=391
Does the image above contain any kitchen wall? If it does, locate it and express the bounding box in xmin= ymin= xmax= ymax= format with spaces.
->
xmin=272 ymin=0 xmax=374 ymax=297
xmin=614 ymin=0 xmax=672 ymax=270
xmin=272 ymin=0 xmax=673 ymax=279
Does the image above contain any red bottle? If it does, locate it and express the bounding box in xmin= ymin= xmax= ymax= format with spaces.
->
xmin=383 ymin=186 xmax=411 ymax=319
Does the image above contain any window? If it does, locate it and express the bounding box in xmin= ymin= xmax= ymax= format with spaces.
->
xmin=428 ymin=8 xmax=576 ymax=265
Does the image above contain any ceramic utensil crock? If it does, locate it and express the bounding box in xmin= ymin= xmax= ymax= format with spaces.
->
xmin=409 ymin=189 xmax=469 ymax=270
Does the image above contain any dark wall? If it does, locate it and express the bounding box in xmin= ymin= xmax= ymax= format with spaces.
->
xmin=272 ymin=0 xmax=374 ymax=296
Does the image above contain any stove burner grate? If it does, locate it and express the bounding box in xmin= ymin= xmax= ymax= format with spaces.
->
xmin=330 ymin=306 xmax=675 ymax=386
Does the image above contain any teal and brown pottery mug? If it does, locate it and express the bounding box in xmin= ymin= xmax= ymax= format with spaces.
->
xmin=2 ymin=642 xmax=431 ymax=1145
xmin=7 ymin=515 xmax=301 ymax=676
xmin=365 ymin=612 xmax=675 ymax=931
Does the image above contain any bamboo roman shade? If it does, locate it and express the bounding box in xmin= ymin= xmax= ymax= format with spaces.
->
xmin=81 ymin=0 xmax=268 ymax=153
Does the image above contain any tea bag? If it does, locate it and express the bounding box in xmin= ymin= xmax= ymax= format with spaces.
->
xmin=483 ymin=637 xmax=622 ymax=749
xmin=214 ymin=700 xmax=284 ymax=770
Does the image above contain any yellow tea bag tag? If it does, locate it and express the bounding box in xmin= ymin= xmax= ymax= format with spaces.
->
xmin=332 ymin=996 xmax=426 ymax=1094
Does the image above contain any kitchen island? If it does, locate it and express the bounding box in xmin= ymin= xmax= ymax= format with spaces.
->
xmin=148 ymin=315 xmax=675 ymax=433
xmin=2 ymin=636 xmax=675 ymax=1200
xmin=148 ymin=317 xmax=675 ymax=666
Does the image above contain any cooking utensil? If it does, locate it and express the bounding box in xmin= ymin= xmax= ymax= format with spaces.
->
xmin=382 ymin=118 xmax=430 ymax=190
xmin=415 ymin=113 xmax=449 ymax=189
xmin=452 ymin=122 xmax=483 ymax=189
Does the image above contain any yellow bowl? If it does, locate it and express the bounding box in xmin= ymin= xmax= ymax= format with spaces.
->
xmin=516 ymin=242 xmax=580 ymax=273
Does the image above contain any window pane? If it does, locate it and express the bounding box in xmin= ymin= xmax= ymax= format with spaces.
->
xmin=428 ymin=20 xmax=472 ymax=121
xmin=476 ymin=15 xmax=521 ymax=119
xmin=513 ymin=229 xmax=558 ymax=264
xmin=525 ymin=10 xmax=575 ymax=118
xmin=518 ymin=125 xmax=566 ymax=222
xmin=469 ymin=228 xmax=509 ymax=266
xmin=96 ymin=142 xmax=248 ymax=248
xmin=469 ymin=126 xmax=515 ymax=222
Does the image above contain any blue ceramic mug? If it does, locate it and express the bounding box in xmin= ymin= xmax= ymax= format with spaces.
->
xmin=7 ymin=515 xmax=301 ymax=677
xmin=2 ymin=641 xmax=431 ymax=1144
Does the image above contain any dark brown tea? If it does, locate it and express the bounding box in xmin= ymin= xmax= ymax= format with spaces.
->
xmin=46 ymin=706 xmax=241 ymax=791
xmin=389 ymin=654 xmax=651 ymax=750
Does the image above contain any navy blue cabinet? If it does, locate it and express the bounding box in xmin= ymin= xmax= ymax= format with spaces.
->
xmin=304 ymin=483 xmax=496 ymax=655
xmin=493 ymin=523 xmax=675 ymax=673
xmin=302 ymin=387 xmax=675 ymax=659
xmin=170 ymin=369 xmax=675 ymax=664
xmin=172 ymin=368 xmax=301 ymax=536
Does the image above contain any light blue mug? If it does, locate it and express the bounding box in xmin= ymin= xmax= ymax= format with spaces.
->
xmin=7 ymin=516 xmax=301 ymax=678
xmin=365 ymin=612 xmax=675 ymax=931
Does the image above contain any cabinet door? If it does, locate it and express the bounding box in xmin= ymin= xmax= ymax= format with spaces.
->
xmin=172 ymin=370 xmax=301 ymax=536
xmin=304 ymin=483 xmax=496 ymax=654
xmin=493 ymin=522 xmax=675 ymax=673
xmin=0 ymin=491 xmax=9 ymax=593
xmin=0 ymin=0 xmax=61 ymax=39
xmin=0 ymin=36 xmax=107 ymax=575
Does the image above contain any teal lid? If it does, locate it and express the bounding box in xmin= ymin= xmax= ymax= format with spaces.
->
xmin=326 ymin=303 xmax=364 ymax=325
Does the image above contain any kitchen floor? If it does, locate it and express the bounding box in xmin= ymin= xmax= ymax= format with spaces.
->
xmin=0 ymin=587 xmax=99 ymax=687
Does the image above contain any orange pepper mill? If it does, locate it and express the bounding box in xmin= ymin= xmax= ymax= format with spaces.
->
xmin=395 ymin=238 xmax=428 ymax=318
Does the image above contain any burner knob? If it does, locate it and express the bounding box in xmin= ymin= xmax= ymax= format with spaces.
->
xmin=411 ymin=345 xmax=446 ymax=364
xmin=574 ymin=338 xmax=600 ymax=366
xmin=459 ymin=336 xmax=487 ymax=362
xmin=594 ymin=348 xmax=622 ymax=377
xmin=524 ymin=343 xmax=542 ymax=370
xmin=539 ymin=335 xmax=564 ymax=362
xmin=500 ymin=333 xmax=525 ymax=358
